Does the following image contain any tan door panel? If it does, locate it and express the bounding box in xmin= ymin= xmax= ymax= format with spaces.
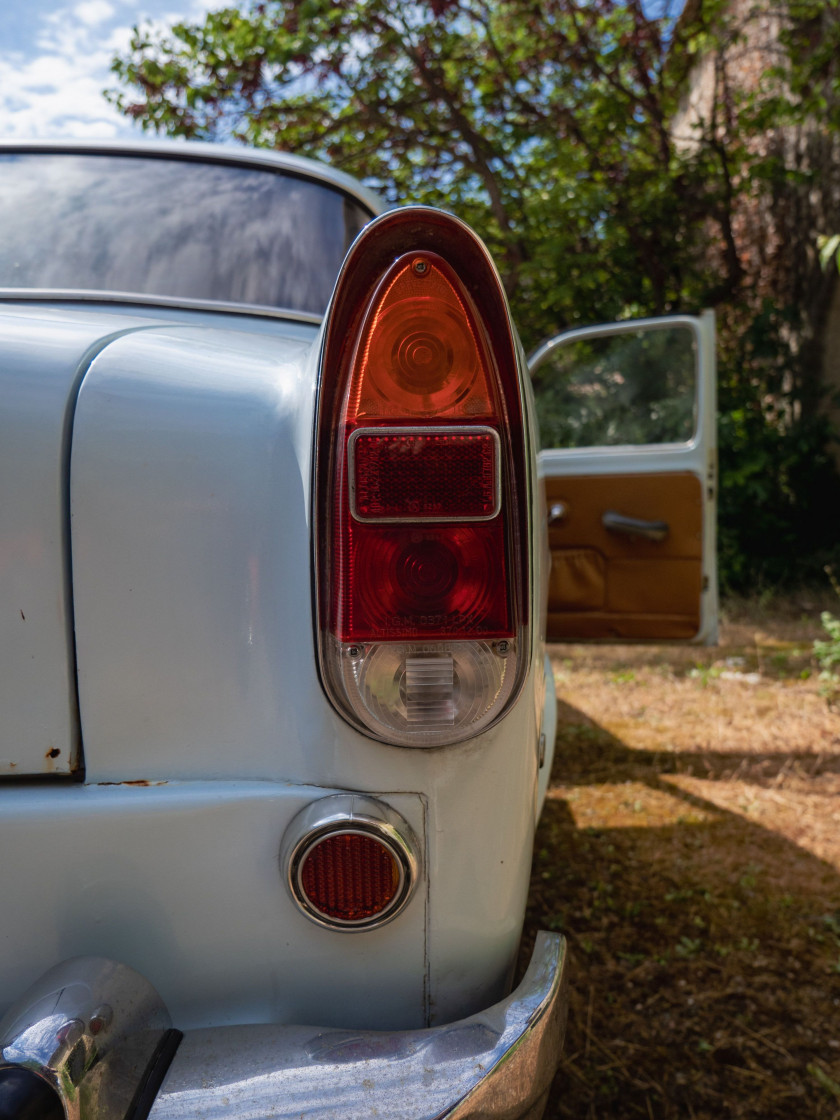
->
xmin=546 ymin=472 xmax=703 ymax=641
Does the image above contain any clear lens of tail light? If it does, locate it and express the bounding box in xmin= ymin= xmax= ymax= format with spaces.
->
xmin=335 ymin=638 xmax=517 ymax=745
xmin=314 ymin=208 xmax=531 ymax=748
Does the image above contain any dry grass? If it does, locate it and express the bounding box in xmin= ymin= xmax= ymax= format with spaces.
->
xmin=522 ymin=595 xmax=840 ymax=1119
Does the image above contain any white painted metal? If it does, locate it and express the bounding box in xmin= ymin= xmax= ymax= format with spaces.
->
xmin=0 ymin=144 xmax=555 ymax=1045
xmin=64 ymin=311 xmax=547 ymax=1028
xmin=0 ymin=305 xmax=164 ymax=776
xmin=0 ymin=782 xmax=426 ymax=1030
xmin=534 ymin=311 xmax=719 ymax=644
xmin=71 ymin=320 xmax=325 ymax=784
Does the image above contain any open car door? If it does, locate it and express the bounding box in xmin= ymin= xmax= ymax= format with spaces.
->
xmin=531 ymin=312 xmax=717 ymax=644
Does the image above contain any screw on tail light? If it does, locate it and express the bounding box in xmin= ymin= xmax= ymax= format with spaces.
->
xmin=281 ymin=796 xmax=419 ymax=931
xmin=314 ymin=207 xmax=532 ymax=747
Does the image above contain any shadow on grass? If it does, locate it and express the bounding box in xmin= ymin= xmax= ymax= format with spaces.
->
xmin=521 ymin=699 xmax=840 ymax=1120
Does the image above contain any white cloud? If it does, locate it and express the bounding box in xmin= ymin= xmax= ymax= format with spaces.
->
xmin=74 ymin=0 xmax=116 ymax=27
xmin=0 ymin=12 xmax=137 ymax=139
xmin=0 ymin=0 xmax=220 ymax=140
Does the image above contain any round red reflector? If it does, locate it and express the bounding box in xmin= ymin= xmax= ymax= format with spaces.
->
xmin=298 ymin=831 xmax=403 ymax=924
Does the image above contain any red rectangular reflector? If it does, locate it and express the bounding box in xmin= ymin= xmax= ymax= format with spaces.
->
xmin=349 ymin=426 xmax=500 ymax=522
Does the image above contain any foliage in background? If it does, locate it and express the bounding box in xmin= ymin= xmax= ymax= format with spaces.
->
xmin=814 ymin=567 xmax=840 ymax=704
xmin=108 ymin=0 xmax=840 ymax=591
xmin=108 ymin=0 xmax=705 ymax=346
xmin=717 ymin=304 xmax=840 ymax=589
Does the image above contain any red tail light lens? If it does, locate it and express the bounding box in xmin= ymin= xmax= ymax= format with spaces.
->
xmin=347 ymin=523 xmax=508 ymax=640
xmin=315 ymin=208 xmax=531 ymax=746
xmin=299 ymin=832 xmax=401 ymax=923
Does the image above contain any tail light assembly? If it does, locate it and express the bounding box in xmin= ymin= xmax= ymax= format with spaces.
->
xmin=314 ymin=207 xmax=531 ymax=747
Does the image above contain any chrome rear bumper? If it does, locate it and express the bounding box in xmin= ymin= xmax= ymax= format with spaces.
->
xmin=0 ymin=933 xmax=567 ymax=1120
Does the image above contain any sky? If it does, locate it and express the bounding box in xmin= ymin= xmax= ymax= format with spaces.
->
xmin=0 ymin=0 xmax=217 ymax=139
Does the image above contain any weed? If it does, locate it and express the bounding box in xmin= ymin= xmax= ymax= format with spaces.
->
xmin=675 ymin=936 xmax=703 ymax=958
xmin=738 ymin=937 xmax=760 ymax=952
xmin=689 ymin=663 xmax=722 ymax=687
xmin=813 ymin=573 xmax=840 ymax=705
xmin=739 ymin=864 xmax=762 ymax=890
xmin=814 ymin=614 xmax=840 ymax=669
xmin=618 ymin=951 xmax=647 ymax=966
xmin=665 ymin=888 xmax=695 ymax=904
xmin=808 ymin=1063 xmax=840 ymax=1099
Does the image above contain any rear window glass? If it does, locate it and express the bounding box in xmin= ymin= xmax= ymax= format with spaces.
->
xmin=0 ymin=153 xmax=372 ymax=316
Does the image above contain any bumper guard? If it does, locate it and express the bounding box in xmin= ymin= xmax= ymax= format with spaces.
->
xmin=0 ymin=932 xmax=567 ymax=1120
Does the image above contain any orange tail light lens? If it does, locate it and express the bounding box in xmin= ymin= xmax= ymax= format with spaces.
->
xmin=315 ymin=208 xmax=531 ymax=747
xmin=347 ymin=254 xmax=494 ymax=419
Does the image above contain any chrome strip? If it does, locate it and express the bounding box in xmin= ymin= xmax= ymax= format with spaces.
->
xmin=280 ymin=794 xmax=421 ymax=932
xmin=347 ymin=426 xmax=502 ymax=523
xmin=0 ymin=957 xmax=176 ymax=1120
xmin=149 ymin=931 xmax=567 ymax=1120
xmin=0 ymin=289 xmax=323 ymax=325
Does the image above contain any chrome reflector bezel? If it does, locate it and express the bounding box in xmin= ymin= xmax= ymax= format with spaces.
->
xmin=281 ymin=796 xmax=420 ymax=932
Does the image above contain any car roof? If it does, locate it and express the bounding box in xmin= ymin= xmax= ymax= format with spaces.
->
xmin=0 ymin=137 xmax=386 ymax=216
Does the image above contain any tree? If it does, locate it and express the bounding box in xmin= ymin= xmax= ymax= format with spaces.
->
xmin=109 ymin=0 xmax=706 ymax=347
xmin=109 ymin=0 xmax=840 ymax=590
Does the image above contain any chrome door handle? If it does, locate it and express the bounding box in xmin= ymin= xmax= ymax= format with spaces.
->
xmin=547 ymin=502 xmax=568 ymax=526
xmin=602 ymin=510 xmax=668 ymax=542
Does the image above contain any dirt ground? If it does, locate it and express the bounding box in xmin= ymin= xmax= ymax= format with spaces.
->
xmin=521 ymin=596 xmax=840 ymax=1119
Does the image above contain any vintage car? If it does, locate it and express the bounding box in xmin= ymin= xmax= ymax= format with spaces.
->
xmin=0 ymin=140 xmax=717 ymax=1120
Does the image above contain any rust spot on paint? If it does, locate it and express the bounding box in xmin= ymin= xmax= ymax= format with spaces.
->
xmin=46 ymin=748 xmax=60 ymax=759
xmin=95 ymin=780 xmax=168 ymax=787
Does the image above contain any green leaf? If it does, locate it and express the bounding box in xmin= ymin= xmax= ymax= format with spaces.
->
xmin=818 ymin=233 xmax=840 ymax=273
